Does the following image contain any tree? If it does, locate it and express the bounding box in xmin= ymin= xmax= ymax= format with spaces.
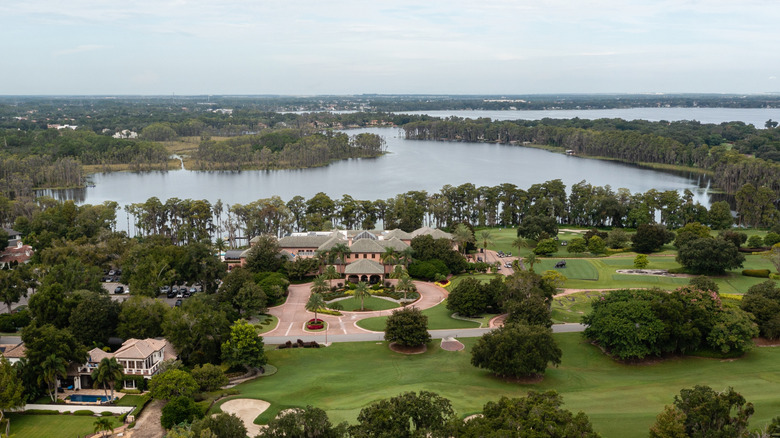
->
xmin=470 ymin=323 xmax=562 ymax=378
xmin=0 ymin=357 xmax=24 ymax=437
xmin=310 ymin=276 xmax=329 ymax=295
xmin=517 ymin=215 xmax=558 ymax=241
xmin=446 ymin=277 xmax=488 ymax=317
xmin=533 ymin=238 xmax=558 ymax=256
xmin=191 ymin=363 xmax=228 ymax=392
xmin=384 ymin=307 xmax=431 ymax=347
xmin=747 ymin=235 xmax=764 ymax=248
xmin=162 ymin=294 xmax=232 ymax=365
xmin=0 ymin=270 xmax=26 ymax=314
xmin=477 ymin=230 xmax=493 ymax=255
xmin=632 ymin=224 xmax=675 ymax=253
xmin=706 ymin=308 xmax=758 ymax=355
xmin=191 ymin=413 xmax=247 ymax=438
xmin=708 ymin=201 xmax=733 ymax=230
xmin=285 ymin=257 xmax=320 ymax=280
xmin=653 ymin=385 xmax=755 ymax=438
xmin=117 ymin=296 xmax=170 ymax=339
xmin=740 ymin=280 xmax=780 ymax=339
xmin=244 ymin=235 xmax=284 ymax=273
xmin=606 ymin=229 xmax=630 ymax=249
xmin=161 ymin=396 xmax=204 ymax=429
xmin=68 ymin=291 xmax=121 ymax=346
xmin=523 ymin=253 xmax=538 ymax=272
xmin=688 ymin=276 xmax=719 ymax=293
xmin=649 ymin=405 xmax=688 ymax=438
xmin=395 ymin=275 xmax=416 ymax=302
xmin=634 ymin=254 xmax=649 ymax=269
xmin=460 ymin=391 xmax=600 ymax=438
xmin=351 ymin=391 xmax=455 ymax=438
xmin=149 ymin=369 xmax=199 ymax=400
xmin=587 ymin=235 xmax=606 ymax=254
xmin=353 ymin=281 xmax=370 ymax=311
xmin=258 ymin=406 xmax=346 ymax=438
xmin=567 ymin=237 xmax=588 ymax=254
xmin=673 ymin=222 xmax=712 ymax=249
xmin=91 ymin=357 xmax=124 ymax=402
xmin=676 ymin=238 xmax=745 ymax=275
xmin=39 ymin=354 xmax=67 ymax=403
xmin=306 ymin=293 xmax=326 ymax=322
xmin=452 ymin=223 xmax=475 ymax=255
xmin=221 ymin=319 xmax=267 ymax=370
xmin=767 ymin=243 xmax=780 ymax=273
xmin=93 ymin=418 xmax=115 ymax=437
xmin=234 ymin=281 xmax=267 ymax=317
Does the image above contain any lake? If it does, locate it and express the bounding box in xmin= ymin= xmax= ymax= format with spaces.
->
xmin=43 ymin=106 xmax=780 ymax=228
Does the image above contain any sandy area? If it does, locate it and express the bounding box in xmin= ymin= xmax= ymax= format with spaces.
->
xmin=220 ymin=398 xmax=271 ymax=437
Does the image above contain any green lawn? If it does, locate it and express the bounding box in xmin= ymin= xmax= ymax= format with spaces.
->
xmin=334 ymin=296 xmax=400 ymax=312
xmin=534 ymin=259 xmax=599 ymax=280
xmin=448 ymin=273 xmax=502 ymax=289
xmin=256 ymin=315 xmax=280 ymax=335
xmin=7 ymin=413 xmax=122 ymax=438
xmin=356 ymin=300 xmax=484 ymax=331
xmin=222 ymin=333 xmax=780 ymax=438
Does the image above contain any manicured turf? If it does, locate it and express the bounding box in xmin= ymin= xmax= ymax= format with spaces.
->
xmin=225 ymin=333 xmax=780 ymax=437
xmin=7 ymin=413 xmax=122 ymax=438
xmin=334 ymin=296 xmax=400 ymax=312
xmin=448 ymin=273 xmax=502 ymax=289
xmin=256 ymin=315 xmax=279 ymax=335
xmin=356 ymin=300 xmax=482 ymax=331
xmin=535 ymin=259 xmax=599 ymax=280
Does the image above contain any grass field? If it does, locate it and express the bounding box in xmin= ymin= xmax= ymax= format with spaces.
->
xmin=256 ymin=315 xmax=279 ymax=335
xmin=551 ymin=291 xmax=603 ymax=323
xmin=335 ymin=296 xmax=400 ymax=312
xmin=7 ymin=413 xmax=122 ymax=438
xmin=356 ymin=300 xmax=485 ymax=331
xmin=221 ymin=333 xmax=780 ymax=437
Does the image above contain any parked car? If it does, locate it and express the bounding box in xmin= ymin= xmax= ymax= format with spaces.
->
xmin=176 ymin=290 xmax=184 ymax=298
xmin=174 ymin=299 xmax=183 ymax=307
xmin=160 ymin=285 xmax=170 ymax=294
xmin=167 ymin=289 xmax=176 ymax=299
xmin=188 ymin=287 xmax=197 ymax=295
xmin=114 ymin=286 xmax=125 ymax=294
xmin=108 ymin=270 xmax=116 ymax=276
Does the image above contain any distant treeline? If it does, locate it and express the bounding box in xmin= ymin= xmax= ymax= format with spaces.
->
xmin=193 ymin=131 xmax=386 ymax=170
xmin=402 ymin=117 xmax=780 ymax=197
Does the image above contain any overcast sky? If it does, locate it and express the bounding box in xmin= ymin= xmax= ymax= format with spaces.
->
xmin=2 ymin=0 xmax=778 ymax=95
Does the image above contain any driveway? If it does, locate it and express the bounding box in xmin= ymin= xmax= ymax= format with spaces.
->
xmin=265 ymin=280 xmax=447 ymax=338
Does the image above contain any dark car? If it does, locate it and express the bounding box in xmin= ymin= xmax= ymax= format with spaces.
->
xmin=174 ymin=299 xmax=183 ymax=307
xmin=114 ymin=286 xmax=125 ymax=294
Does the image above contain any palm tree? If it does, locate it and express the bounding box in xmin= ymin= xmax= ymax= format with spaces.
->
xmin=511 ymin=237 xmax=527 ymax=254
xmin=214 ymin=237 xmax=227 ymax=253
xmin=39 ymin=354 xmax=67 ymax=403
xmin=452 ymin=224 xmax=475 ymax=255
xmin=524 ymin=253 xmax=538 ymax=272
xmin=93 ymin=417 xmax=114 ymax=437
xmin=323 ymin=265 xmax=340 ymax=285
xmin=380 ymin=248 xmax=397 ymax=266
xmin=330 ymin=243 xmax=352 ymax=273
xmin=397 ymin=247 xmax=414 ymax=267
xmin=389 ymin=265 xmax=408 ymax=279
xmin=306 ymin=293 xmax=326 ymax=322
xmin=310 ymin=275 xmax=329 ymax=295
xmin=478 ymin=230 xmax=493 ymax=256
xmin=396 ymin=275 xmax=416 ymax=302
xmin=92 ymin=357 xmax=124 ymax=403
xmin=353 ymin=281 xmax=370 ymax=311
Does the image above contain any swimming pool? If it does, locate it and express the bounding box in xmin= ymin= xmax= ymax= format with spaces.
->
xmin=68 ymin=394 xmax=113 ymax=403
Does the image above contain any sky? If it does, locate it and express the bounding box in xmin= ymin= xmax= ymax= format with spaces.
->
xmin=1 ymin=0 xmax=778 ymax=95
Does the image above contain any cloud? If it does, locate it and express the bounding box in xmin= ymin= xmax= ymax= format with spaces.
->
xmin=54 ymin=44 xmax=110 ymax=56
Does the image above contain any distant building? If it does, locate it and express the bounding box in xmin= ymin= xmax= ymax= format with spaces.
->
xmin=77 ymin=338 xmax=177 ymax=390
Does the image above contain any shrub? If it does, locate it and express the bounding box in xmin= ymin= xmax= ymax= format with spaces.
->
xmin=161 ymin=396 xmax=204 ymax=429
xmin=747 ymin=235 xmax=765 ymax=248
xmin=634 ymin=254 xmax=649 ymax=269
xmin=742 ymin=269 xmax=771 ymax=278
xmin=101 ymin=411 xmax=114 ymax=417
xmin=73 ymin=410 xmax=94 ymax=416
xmin=533 ymin=238 xmax=558 ymax=256
xmin=24 ymin=409 xmax=59 ymax=415
xmin=765 ymin=232 xmax=780 ymax=246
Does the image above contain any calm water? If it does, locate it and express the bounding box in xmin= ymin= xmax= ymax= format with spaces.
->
xmin=43 ymin=126 xmax=713 ymax=212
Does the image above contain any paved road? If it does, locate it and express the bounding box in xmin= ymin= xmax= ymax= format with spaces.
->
xmin=263 ymin=323 xmax=586 ymax=344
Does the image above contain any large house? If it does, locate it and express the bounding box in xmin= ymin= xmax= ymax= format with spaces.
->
xmin=0 ymin=228 xmax=33 ymax=269
xmin=77 ymin=338 xmax=176 ymax=390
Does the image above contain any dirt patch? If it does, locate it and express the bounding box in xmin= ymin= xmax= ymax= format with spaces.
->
xmin=219 ymin=399 xmax=270 ymax=437
xmin=126 ymin=399 xmax=165 ymax=438
xmin=389 ymin=343 xmax=427 ymax=354
xmin=440 ymin=337 xmax=464 ymax=351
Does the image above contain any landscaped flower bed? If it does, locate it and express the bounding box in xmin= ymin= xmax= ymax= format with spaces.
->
xmin=306 ymin=318 xmax=325 ymax=330
xmin=435 ymin=280 xmax=451 ymax=288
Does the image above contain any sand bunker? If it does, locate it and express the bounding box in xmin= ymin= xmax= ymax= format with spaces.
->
xmin=220 ymin=398 xmax=270 ymax=437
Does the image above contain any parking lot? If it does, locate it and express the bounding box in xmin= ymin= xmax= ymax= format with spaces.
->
xmin=102 ymin=281 xmax=202 ymax=306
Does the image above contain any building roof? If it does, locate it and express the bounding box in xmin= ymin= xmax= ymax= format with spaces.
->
xmin=383 ymin=229 xmax=413 ymax=240
xmin=2 ymin=228 xmax=21 ymax=237
xmin=344 ymin=259 xmax=385 ymax=275
xmin=278 ymin=234 xmax=333 ymax=248
xmin=87 ymin=347 xmax=114 ymax=363
xmin=224 ymin=249 xmax=248 ymax=260
xmin=2 ymin=343 xmax=25 ymax=359
xmin=353 ymin=231 xmax=378 ymax=241
xmin=114 ymin=338 xmax=167 ymax=360
xmin=317 ymin=235 xmax=347 ymax=252
xmin=378 ymin=237 xmax=409 ymax=251
xmin=0 ymin=243 xmax=33 ymax=265
xmin=349 ymin=238 xmax=386 ymax=253
xmin=411 ymin=227 xmax=452 ymax=240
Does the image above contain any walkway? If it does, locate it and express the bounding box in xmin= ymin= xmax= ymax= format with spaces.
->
xmin=264 ymin=280 xmax=447 ymax=338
